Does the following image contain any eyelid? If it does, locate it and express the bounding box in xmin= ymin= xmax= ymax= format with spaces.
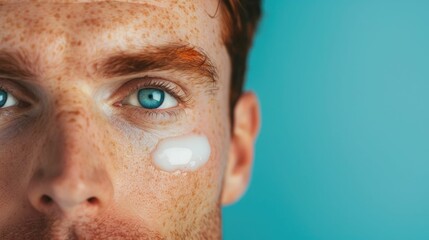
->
xmin=0 ymin=79 xmax=36 ymax=108
xmin=0 ymin=90 xmax=18 ymax=108
xmin=112 ymin=77 xmax=191 ymax=107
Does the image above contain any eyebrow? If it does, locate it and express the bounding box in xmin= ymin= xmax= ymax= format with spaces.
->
xmin=0 ymin=50 xmax=38 ymax=81
xmin=0 ymin=44 xmax=219 ymax=87
xmin=94 ymin=44 xmax=219 ymax=84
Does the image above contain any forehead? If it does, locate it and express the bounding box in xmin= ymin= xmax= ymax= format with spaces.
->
xmin=0 ymin=0 xmax=225 ymax=79
xmin=0 ymin=0 xmax=221 ymax=34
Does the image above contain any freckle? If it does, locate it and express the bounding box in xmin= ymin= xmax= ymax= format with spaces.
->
xmin=1 ymin=34 xmax=13 ymax=42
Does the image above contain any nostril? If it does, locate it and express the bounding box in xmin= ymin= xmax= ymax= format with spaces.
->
xmin=41 ymin=195 xmax=53 ymax=205
xmin=87 ymin=197 xmax=99 ymax=205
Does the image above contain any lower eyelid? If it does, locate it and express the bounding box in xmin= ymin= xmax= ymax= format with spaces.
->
xmin=121 ymin=106 xmax=186 ymax=126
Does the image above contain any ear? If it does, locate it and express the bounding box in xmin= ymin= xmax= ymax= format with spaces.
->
xmin=221 ymin=91 xmax=261 ymax=205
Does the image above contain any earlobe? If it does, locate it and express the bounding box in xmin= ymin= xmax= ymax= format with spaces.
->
xmin=221 ymin=92 xmax=260 ymax=205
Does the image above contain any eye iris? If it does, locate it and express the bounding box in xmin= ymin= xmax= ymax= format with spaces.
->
xmin=138 ymin=88 xmax=165 ymax=109
xmin=0 ymin=90 xmax=7 ymax=108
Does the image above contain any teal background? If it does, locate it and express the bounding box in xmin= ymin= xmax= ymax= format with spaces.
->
xmin=223 ymin=0 xmax=429 ymax=239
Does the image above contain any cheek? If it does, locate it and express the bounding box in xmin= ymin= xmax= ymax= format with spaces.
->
xmin=0 ymin=122 xmax=46 ymax=223
xmin=115 ymin=128 xmax=223 ymax=197
xmin=112 ymin=126 xmax=225 ymax=231
xmin=0 ymin=141 xmax=26 ymax=220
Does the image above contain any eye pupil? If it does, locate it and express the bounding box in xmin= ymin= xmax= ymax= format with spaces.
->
xmin=0 ymin=90 xmax=7 ymax=108
xmin=138 ymin=88 xmax=165 ymax=109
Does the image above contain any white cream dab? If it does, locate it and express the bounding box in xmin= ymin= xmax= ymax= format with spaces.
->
xmin=152 ymin=135 xmax=211 ymax=172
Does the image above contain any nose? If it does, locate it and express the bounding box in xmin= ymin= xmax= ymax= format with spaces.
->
xmin=28 ymin=168 xmax=113 ymax=216
xmin=27 ymin=107 xmax=114 ymax=217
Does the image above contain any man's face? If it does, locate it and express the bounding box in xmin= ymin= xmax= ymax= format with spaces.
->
xmin=0 ymin=0 xmax=246 ymax=238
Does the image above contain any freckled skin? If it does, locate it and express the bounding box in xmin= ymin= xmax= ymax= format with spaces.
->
xmin=0 ymin=0 xmax=231 ymax=239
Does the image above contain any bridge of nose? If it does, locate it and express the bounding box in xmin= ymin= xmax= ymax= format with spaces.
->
xmin=27 ymin=93 xmax=115 ymax=217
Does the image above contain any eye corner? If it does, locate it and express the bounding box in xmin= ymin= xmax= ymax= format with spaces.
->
xmin=0 ymin=80 xmax=41 ymax=110
xmin=112 ymin=101 xmax=124 ymax=108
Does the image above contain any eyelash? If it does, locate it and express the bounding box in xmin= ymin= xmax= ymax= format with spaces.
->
xmin=114 ymin=77 xmax=191 ymax=121
xmin=118 ymin=78 xmax=191 ymax=107
xmin=0 ymin=77 xmax=190 ymax=123
xmin=0 ymin=85 xmax=19 ymax=109
xmin=0 ymin=85 xmax=13 ymax=97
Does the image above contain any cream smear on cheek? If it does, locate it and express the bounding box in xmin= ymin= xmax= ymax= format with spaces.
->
xmin=152 ymin=135 xmax=211 ymax=172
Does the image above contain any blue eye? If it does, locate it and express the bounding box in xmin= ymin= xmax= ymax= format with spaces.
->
xmin=0 ymin=89 xmax=17 ymax=108
xmin=124 ymin=87 xmax=178 ymax=109
xmin=0 ymin=90 xmax=7 ymax=107
xmin=138 ymin=88 xmax=165 ymax=109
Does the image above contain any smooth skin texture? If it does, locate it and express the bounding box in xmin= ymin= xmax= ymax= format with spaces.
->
xmin=0 ymin=0 xmax=260 ymax=239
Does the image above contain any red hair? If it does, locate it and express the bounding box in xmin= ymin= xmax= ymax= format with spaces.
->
xmin=220 ymin=0 xmax=262 ymax=117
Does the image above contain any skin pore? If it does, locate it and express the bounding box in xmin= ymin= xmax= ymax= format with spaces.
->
xmin=0 ymin=0 xmax=260 ymax=239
